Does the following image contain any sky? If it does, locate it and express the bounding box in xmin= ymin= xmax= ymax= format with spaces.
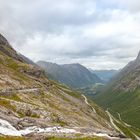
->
xmin=0 ymin=0 xmax=140 ymax=70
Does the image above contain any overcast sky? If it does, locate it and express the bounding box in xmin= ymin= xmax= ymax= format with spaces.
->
xmin=0 ymin=0 xmax=140 ymax=70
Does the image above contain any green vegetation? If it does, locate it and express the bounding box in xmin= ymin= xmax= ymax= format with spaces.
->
xmin=93 ymin=52 xmax=140 ymax=132
xmin=47 ymin=137 xmax=105 ymax=140
xmin=78 ymin=83 xmax=104 ymax=98
xmin=114 ymin=119 xmax=137 ymax=140
xmin=53 ymin=82 xmax=82 ymax=99
xmin=8 ymin=94 xmax=22 ymax=102
xmin=94 ymin=88 xmax=140 ymax=129
xmin=37 ymin=61 xmax=101 ymax=89
xmin=0 ymin=98 xmax=16 ymax=111
xmin=0 ymin=136 xmax=25 ymax=140
xmin=106 ymin=109 xmax=140 ymax=139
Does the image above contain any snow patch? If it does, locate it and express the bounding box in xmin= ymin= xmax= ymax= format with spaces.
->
xmin=0 ymin=119 xmax=21 ymax=136
xmin=20 ymin=126 xmax=78 ymax=135
xmin=0 ymin=118 xmax=78 ymax=137
xmin=93 ymin=133 xmax=119 ymax=139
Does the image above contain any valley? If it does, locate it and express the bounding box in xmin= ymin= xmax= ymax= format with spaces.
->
xmin=1 ymin=0 xmax=140 ymax=139
xmin=0 ymin=34 xmax=126 ymax=140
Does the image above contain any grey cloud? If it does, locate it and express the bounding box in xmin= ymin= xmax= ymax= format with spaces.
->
xmin=0 ymin=0 xmax=140 ymax=69
xmin=118 ymin=0 xmax=140 ymax=12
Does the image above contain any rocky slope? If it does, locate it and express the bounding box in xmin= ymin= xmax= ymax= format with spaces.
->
xmin=0 ymin=34 xmax=123 ymax=139
xmin=36 ymin=61 xmax=102 ymax=89
xmin=94 ymin=51 xmax=140 ymax=132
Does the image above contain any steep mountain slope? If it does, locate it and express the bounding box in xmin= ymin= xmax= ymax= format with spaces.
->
xmin=94 ymin=51 xmax=140 ymax=130
xmin=0 ymin=34 xmax=122 ymax=139
xmin=89 ymin=69 xmax=119 ymax=83
xmin=19 ymin=54 xmax=37 ymax=66
xmin=36 ymin=61 xmax=102 ymax=88
xmin=0 ymin=34 xmax=25 ymax=63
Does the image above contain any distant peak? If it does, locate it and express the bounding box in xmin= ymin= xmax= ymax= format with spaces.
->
xmin=0 ymin=33 xmax=9 ymax=45
xmin=136 ymin=50 xmax=140 ymax=61
xmin=62 ymin=63 xmax=83 ymax=68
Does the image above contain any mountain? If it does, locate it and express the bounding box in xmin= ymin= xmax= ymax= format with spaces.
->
xmin=19 ymin=53 xmax=37 ymax=66
xmin=89 ymin=69 xmax=119 ymax=83
xmin=0 ymin=34 xmax=26 ymax=63
xmin=36 ymin=61 xmax=102 ymax=89
xmin=0 ymin=34 xmax=124 ymax=139
xmin=94 ymin=51 xmax=140 ymax=131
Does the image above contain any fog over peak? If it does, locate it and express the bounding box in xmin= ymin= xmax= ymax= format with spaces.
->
xmin=0 ymin=0 xmax=140 ymax=70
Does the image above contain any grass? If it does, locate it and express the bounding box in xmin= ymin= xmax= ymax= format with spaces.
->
xmin=46 ymin=137 xmax=105 ymax=140
xmin=17 ymin=109 xmax=40 ymax=118
xmin=7 ymin=94 xmax=22 ymax=102
xmin=107 ymin=109 xmax=140 ymax=139
xmin=94 ymin=88 xmax=140 ymax=129
xmin=0 ymin=136 xmax=25 ymax=140
xmin=52 ymin=81 xmax=82 ymax=99
xmin=114 ymin=120 xmax=137 ymax=140
xmin=0 ymin=98 xmax=16 ymax=111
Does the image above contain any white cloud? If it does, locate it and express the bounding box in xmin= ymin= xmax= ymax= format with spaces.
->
xmin=0 ymin=0 xmax=140 ymax=69
xmin=118 ymin=0 xmax=140 ymax=12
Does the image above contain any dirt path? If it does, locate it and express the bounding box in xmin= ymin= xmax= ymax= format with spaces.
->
xmin=117 ymin=112 xmax=140 ymax=140
xmin=106 ymin=110 xmax=125 ymax=136
xmin=0 ymin=87 xmax=40 ymax=94
xmin=82 ymin=95 xmax=96 ymax=113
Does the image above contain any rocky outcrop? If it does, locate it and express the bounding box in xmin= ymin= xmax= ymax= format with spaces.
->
xmin=19 ymin=66 xmax=44 ymax=78
xmin=0 ymin=34 xmax=25 ymax=62
xmin=0 ymin=33 xmax=9 ymax=45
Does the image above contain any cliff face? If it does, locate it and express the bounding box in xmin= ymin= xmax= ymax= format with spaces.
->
xmin=0 ymin=34 xmax=25 ymax=62
xmin=0 ymin=33 xmax=9 ymax=45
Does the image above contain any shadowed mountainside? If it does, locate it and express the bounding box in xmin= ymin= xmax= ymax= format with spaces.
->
xmin=36 ymin=61 xmax=102 ymax=89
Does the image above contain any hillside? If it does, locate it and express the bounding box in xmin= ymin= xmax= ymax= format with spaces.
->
xmin=94 ymin=51 xmax=140 ymax=130
xmin=36 ymin=61 xmax=102 ymax=89
xmin=0 ymin=34 xmax=124 ymax=139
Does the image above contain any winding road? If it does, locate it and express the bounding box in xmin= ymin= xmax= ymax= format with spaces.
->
xmin=117 ymin=112 xmax=140 ymax=140
xmin=106 ymin=110 xmax=125 ymax=136
xmin=82 ymin=95 xmax=96 ymax=113
xmin=106 ymin=109 xmax=140 ymax=140
xmin=117 ymin=113 xmax=131 ymax=127
xmin=0 ymin=87 xmax=40 ymax=94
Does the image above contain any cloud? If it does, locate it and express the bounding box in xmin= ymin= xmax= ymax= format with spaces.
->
xmin=118 ymin=0 xmax=140 ymax=12
xmin=0 ymin=0 xmax=140 ymax=69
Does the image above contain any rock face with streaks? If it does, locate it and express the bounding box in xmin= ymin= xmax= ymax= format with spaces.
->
xmin=0 ymin=34 xmax=25 ymax=62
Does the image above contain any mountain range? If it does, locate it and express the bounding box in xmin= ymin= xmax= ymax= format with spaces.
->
xmin=37 ymin=61 xmax=102 ymax=89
